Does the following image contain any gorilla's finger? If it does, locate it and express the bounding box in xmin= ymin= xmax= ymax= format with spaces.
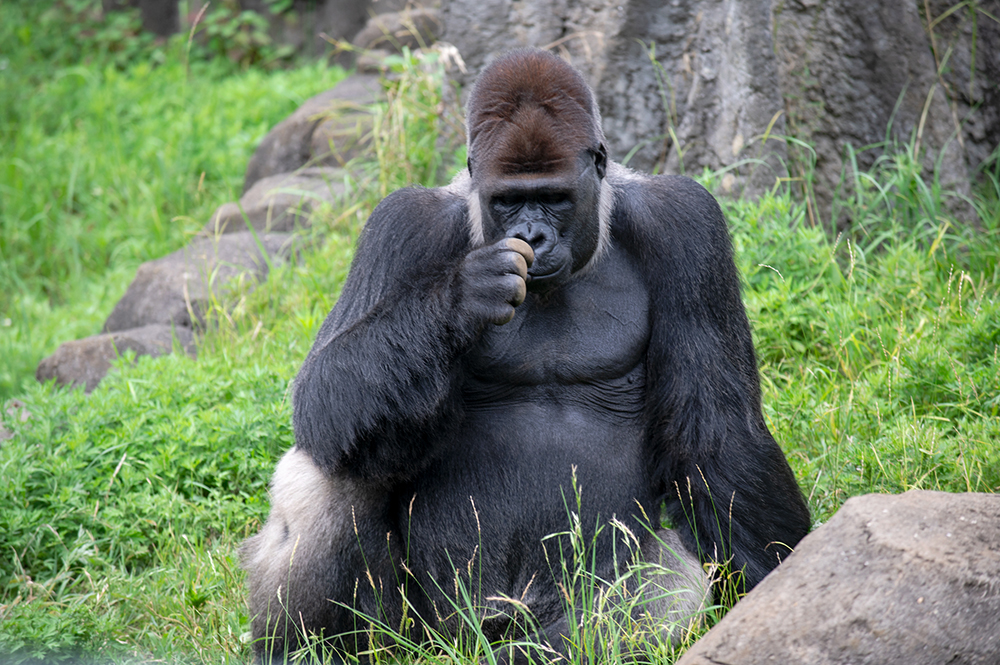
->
xmin=509 ymin=252 xmax=529 ymax=280
xmin=508 ymin=273 xmax=527 ymax=307
xmin=492 ymin=305 xmax=516 ymax=325
xmin=504 ymin=238 xmax=534 ymax=268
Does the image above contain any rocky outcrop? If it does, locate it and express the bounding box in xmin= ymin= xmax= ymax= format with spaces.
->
xmin=38 ymin=70 xmax=385 ymax=392
xmin=37 ymin=233 xmax=297 ymax=391
xmin=242 ymin=74 xmax=381 ymax=193
xmin=102 ymin=232 xmax=295 ymax=333
xmin=237 ymin=0 xmax=420 ymax=59
xmin=206 ymin=168 xmax=347 ymax=235
xmin=351 ymin=8 xmax=444 ymax=53
xmin=36 ymin=325 xmax=196 ymax=393
xmin=771 ymin=0 xmax=997 ymax=224
xmin=677 ymin=491 xmax=1000 ymax=665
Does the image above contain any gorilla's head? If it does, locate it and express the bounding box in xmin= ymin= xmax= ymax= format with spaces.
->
xmin=465 ymin=49 xmax=611 ymax=293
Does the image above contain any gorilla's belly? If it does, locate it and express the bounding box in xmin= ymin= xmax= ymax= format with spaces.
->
xmin=403 ymin=373 xmax=654 ymax=609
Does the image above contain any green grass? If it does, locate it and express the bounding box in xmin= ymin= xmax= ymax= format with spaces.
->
xmin=1 ymin=6 xmax=999 ymax=663
xmin=0 ymin=0 xmax=346 ymax=401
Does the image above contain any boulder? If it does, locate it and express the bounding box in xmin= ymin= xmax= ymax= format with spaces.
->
xmin=242 ymin=74 xmax=381 ymax=193
xmin=351 ymin=8 xmax=444 ymax=53
xmin=677 ymin=490 xmax=1000 ymax=665
xmin=355 ymin=48 xmax=395 ymax=75
xmin=103 ymin=232 xmax=296 ymax=333
xmin=36 ymin=325 xmax=196 ymax=393
xmin=205 ymin=167 xmax=347 ymax=235
xmin=237 ymin=0 xmax=421 ymax=59
xmin=310 ymin=109 xmax=375 ymax=168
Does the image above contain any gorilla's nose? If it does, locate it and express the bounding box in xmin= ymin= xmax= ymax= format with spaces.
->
xmin=508 ymin=221 xmax=554 ymax=254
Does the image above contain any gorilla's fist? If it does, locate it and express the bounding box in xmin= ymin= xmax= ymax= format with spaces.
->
xmin=455 ymin=238 xmax=534 ymax=326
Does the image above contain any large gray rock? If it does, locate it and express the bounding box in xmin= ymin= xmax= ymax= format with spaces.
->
xmin=677 ymin=491 xmax=1000 ymax=665
xmin=926 ymin=0 xmax=1000 ymax=180
xmin=310 ymin=110 xmax=375 ymax=169
xmin=242 ymin=74 xmax=381 ymax=192
xmin=238 ymin=0 xmax=418 ymax=59
xmin=351 ymin=8 xmax=444 ymax=52
xmin=205 ymin=167 xmax=347 ymax=235
xmin=772 ymin=0 xmax=981 ymax=225
xmin=36 ymin=325 xmax=196 ymax=393
xmin=103 ymin=232 xmax=296 ymax=333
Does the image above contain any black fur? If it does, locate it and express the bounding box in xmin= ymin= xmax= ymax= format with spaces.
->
xmin=245 ymin=49 xmax=810 ymax=663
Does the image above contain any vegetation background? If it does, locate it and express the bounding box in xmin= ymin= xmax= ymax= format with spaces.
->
xmin=1 ymin=0 xmax=997 ymax=663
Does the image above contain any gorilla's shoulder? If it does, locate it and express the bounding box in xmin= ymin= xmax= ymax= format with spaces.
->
xmin=371 ymin=185 xmax=469 ymax=227
xmin=607 ymin=165 xmax=731 ymax=266
xmin=360 ymin=185 xmax=472 ymax=256
xmin=609 ymin=167 xmax=722 ymax=227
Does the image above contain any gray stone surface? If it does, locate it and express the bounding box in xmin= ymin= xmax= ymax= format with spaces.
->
xmin=36 ymin=325 xmax=196 ymax=393
xmin=103 ymin=232 xmax=295 ymax=333
xmin=931 ymin=0 xmax=1000 ymax=177
xmin=772 ymin=0 xmax=981 ymax=225
xmin=242 ymin=74 xmax=381 ymax=193
xmin=310 ymin=109 xmax=375 ymax=168
xmin=205 ymin=167 xmax=347 ymax=235
xmin=677 ymin=490 xmax=1000 ymax=665
xmin=351 ymin=8 xmax=443 ymax=52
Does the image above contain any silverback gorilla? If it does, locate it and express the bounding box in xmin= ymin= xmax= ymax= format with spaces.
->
xmin=243 ymin=49 xmax=811 ymax=662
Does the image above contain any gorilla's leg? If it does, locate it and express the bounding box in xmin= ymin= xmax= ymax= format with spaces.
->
xmin=634 ymin=528 xmax=710 ymax=646
xmin=493 ymin=529 xmax=708 ymax=665
xmin=241 ymin=447 xmax=401 ymax=663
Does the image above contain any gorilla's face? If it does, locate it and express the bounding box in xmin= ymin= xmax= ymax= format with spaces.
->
xmin=477 ymin=149 xmax=606 ymax=294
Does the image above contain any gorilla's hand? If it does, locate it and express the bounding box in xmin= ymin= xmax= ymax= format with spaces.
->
xmin=456 ymin=238 xmax=534 ymax=326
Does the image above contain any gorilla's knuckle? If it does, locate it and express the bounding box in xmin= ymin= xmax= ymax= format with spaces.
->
xmin=492 ymin=305 xmax=516 ymax=325
xmin=510 ymin=253 xmax=528 ymax=279
xmin=507 ymin=275 xmax=527 ymax=306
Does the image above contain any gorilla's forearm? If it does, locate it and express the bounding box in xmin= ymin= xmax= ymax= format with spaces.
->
xmin=292 ymin=285 xmax=467 ymax=481
xmin=291 ymin=189 xmax=531 ymax=481
xmin=650 ymin=336 xmax=807 ymax=589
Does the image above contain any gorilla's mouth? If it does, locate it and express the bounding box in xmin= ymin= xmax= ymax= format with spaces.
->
xmin=526 ymin=265 xmax=569 ymax=292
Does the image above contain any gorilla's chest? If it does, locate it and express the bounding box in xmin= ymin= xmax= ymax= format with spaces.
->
xmin=464 ymin=248 xmax=650 ymax=387
xmin=409 ymin=249 xmax=656 ymax=603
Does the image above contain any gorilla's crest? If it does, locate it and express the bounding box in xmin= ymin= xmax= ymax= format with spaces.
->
xmin=467 ymin=49 xmax=605 ymax=178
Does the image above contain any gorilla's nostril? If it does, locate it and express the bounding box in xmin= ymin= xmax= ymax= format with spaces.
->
xmin=511 ymin=222 xmax=550 ymax=250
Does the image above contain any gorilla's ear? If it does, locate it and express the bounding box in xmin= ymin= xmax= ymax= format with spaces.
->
xmin=467 ymin=157 xmax=474 ymax=177
xmin=593 ymin=144 xmax=607 ymax=180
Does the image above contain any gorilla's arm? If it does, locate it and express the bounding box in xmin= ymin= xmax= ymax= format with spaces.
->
xmin=292 ymin=188 xmax=528 ymax=482
xmin=616 ymin=173 xmax=811 ymax=590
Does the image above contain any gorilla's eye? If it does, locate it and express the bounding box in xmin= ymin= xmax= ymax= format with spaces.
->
xmin=493 ymin=194 xmax=525 ymax=208
xmin=538 ymin=192 xmax=570 ymax=206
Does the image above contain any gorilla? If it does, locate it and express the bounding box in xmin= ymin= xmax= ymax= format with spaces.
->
xmin=242 ymin=48 xmax=810 ymax=662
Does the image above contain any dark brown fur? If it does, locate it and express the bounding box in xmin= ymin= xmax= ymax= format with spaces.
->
xmin=467 ymin=50 xmax=603 ymax=178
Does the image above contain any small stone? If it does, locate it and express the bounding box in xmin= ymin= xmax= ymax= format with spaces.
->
xmin=103 ymin=233 xmax=296 ymax=333
xmin=36 ymin=325 xmax=196 ymax=393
